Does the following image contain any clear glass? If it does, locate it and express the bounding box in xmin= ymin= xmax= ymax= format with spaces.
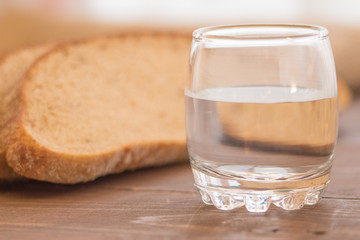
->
xmin=185 ymin=24 xmax=338 ymax=212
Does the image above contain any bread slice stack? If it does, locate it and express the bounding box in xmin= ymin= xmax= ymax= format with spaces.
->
xmin=1 ymin=34 xmax=190 ymax=183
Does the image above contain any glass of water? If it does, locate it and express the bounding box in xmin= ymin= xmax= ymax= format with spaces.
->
xmin=185 ymin=24 xmax=338 ymax=212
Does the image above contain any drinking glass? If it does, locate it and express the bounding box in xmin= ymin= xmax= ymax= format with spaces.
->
xmin=185 ymin=24 xmax=338 ymax=212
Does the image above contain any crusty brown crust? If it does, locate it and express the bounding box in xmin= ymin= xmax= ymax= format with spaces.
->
xmin=0 ymin=152 xmax=23 ymax=181
xmin=6 ymin=125 xmax=187 ymax=183
xmin=5 ymin=33 xmax=190 ymax=184
xmin=0 ymin=48 xmax=24 ymax=181
xmin=0 ymin=43 xmax=57 ymax=181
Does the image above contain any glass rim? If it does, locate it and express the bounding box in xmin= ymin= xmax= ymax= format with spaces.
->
xmin=193 ymin=24 xmax=329 ymax=42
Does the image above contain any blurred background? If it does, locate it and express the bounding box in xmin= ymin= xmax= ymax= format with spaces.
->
xmin=1 ymin=0 xmax=360 ymax=94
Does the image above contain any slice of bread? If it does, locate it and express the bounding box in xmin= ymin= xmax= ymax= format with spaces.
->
xmin=0 ymin=44 xmax=54 ymax=181
xmin=5 ymin=34 xmax=190 ymax=183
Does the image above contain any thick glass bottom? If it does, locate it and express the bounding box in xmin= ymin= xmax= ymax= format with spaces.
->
xmin=191 ymin=164 xmax=329 ymax=212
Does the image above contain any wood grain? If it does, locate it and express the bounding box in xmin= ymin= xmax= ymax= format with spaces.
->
xmin=1 ymin=98 xmax=360 ymax=239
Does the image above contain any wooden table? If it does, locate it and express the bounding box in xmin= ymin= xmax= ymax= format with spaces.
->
xmin=1 ymin=99 xmax=360 ymax=240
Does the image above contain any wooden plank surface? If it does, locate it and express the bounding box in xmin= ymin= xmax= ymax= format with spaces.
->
xmin=1 ymin=98 xmax=360 ymax=240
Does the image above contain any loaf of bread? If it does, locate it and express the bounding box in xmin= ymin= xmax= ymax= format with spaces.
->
xmin=5 ymin=34 xmax=190 ymax=183
xmin=0 ymin=44 xmax=54 ymax=181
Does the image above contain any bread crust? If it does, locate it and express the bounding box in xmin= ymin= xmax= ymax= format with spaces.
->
xmin=0 ymin=43 xmax=55 ymax=181
xmin=0 ymin=48 xmax=26 ymax=180
xmin=0 ymin=152 xmax=22 ymax=181
xmin=7 ymin=124 xmax=187 ymax=183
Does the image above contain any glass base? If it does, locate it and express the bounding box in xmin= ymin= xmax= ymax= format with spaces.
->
xmin=192 ymin=166 xmax=329 ymax=212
